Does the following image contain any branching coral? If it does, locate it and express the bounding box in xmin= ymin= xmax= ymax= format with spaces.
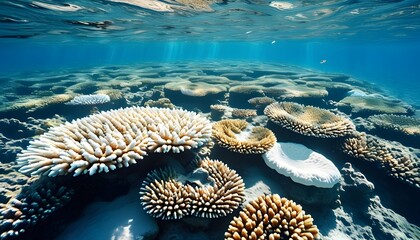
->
xmin=139 ymin=158 xmax=245 ymax=220
xmin=212 ymin=119 xmax=276 ymax=154
xmin=17 ymin=107 xmax=212 ymax=177
xmin=265 ymin=102 xmax=355 ymax=138
xmin=0 ymin=177 xmax=74 ymax=239
xmin=342 ymin=132 xmax=420 ymax=188
xmin=225 ymin=194 xmax=320 ymax=240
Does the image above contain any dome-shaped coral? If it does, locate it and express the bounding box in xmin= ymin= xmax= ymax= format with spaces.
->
xmin=263 ymin=142 xmax=341 ymax=188
xmin=264 ymin=102 xmax=355 ymax=138
xmin=139 ymin=158 xmax=245 ymax=220
xmin=225 ymin=194 xmax=320 ymax=240
xmin=17 ymin=107 xmax=212 ymax=177
xmin=212 ymin=119 xmax=276 ymax=154
xmin=342 ymin=132 xmax=420 ymax=188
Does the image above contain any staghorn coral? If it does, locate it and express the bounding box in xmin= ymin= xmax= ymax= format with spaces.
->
xmin=367 ymin=114 xmax=420 ymax=136
xmin=65 ymin=94 xmax=111 ymax=105
xmin=225 ymin=194 xmax=320 ymax=240
xmin=265 ymin=102 xmax=355 ymax=138
xmin=342 ymin=132 xmax=420 ymax=188
xmin=212 ymin=119 xmax=276 ymax=154
xmin=17 ymin=107 xmax=212 ymax=177
xmin=139 ymin=158 xmax=245 ymax=220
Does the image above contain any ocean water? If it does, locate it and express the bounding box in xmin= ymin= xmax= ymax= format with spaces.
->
xmin=0 ymin=1 xmax=419 ymax=240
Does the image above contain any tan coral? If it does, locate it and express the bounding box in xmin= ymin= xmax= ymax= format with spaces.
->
xmin=367 ymin=114 xmax=420 ymax=136
xmin=225 ymin=194 xmax=320 ymax=240
xmin=17 ymin=107 xmax=212 ymax=177
xmin=139 ymin=158 xmax=245 ymax=220
xmin=139 ymin=168 xmax=193 ymax=220
xmin=9 ymin=94 xmax=74 ymax=113
xmin=190 ymin=159 xmax=245 ymax=218
xmin=144 ymin=98 xmax=175 ymax=109
xmin=165 ymin=80 xmax=228 ymax=97
xmin=231 ymin=108 xmax=257 ymax=119
xmin=265 ymin=102 xmax=355 ymax=138
xmin=248 ymin=97 xmax=276 ymax=108
xmin=212 ymin=119 xmax=276 ymax=154
xmin=342 ymin=132 xmax=420 ymax=188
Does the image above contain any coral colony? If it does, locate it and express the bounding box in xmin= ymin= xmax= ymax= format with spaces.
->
xmin=1 ymin=63 xmax=418 ymax=239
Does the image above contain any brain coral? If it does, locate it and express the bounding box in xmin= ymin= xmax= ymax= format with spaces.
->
xmin=263 ymin=142 xmax=341 ymax=188
xmin=17 ymin=107 xmax=212 ymax=177
xmin=139 ymin=158 xmax=245 ymax=220
xmin=212 ymin=119 xmax=276 ymax=154
xmin=225 ymin=194 xmax=320 ymax=240
xmin=265 ymin=102 xmax=355 ymax=138
xmin=342 ymin=132 xmax=420 ymax=188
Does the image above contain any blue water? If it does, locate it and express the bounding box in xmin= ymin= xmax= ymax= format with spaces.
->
xmin=1 ymin=1 xmax=420 ymax=240
xmin=1 ymin=40 xmax=419 ymax=105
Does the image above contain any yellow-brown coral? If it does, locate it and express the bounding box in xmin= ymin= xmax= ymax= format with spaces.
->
xmin=367 ymin=114 xmax=420 ymax=136
xmin=231 ymin=108 xmax=257 ymax=119
xmin=225 ymin=194 xmax=320 ymax=240
xmin=265 ymin=102 xmax=355 ymax=138
xmin=342 ymin=132 xmax=420 ymax=188
xmin=248 ymin=97 xmax=276 ymax=108
xmin=212 ymin=119 xmax=276 ymax=154
xmin=139 ymin=158 xmax=245 ymax=220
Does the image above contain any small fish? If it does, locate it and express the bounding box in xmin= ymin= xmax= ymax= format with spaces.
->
xmin=320 ymin=59 xmax=327 ymax=64
xmin=245 ymin=31 xmax=252 ymax=34
xmin=271 ymin=40 xmax=276 ymax=44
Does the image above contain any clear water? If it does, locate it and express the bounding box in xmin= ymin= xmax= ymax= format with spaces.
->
xmin=0 ymin=1 xmax=419 ymax=240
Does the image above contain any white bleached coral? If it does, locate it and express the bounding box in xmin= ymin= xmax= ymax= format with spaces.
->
xmin=65 ymin=94 xmax=111 ymax=105
xmin=262 ymin=142 xmax=341 ymax=188
xmin=17 ymin=107 xmax=212 ymax=177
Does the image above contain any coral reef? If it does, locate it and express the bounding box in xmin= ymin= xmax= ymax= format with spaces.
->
xmin=212 ymin=119 xmax=276 ymax=154
xmin=263 ymin=142 xmax=341 ymax=188
xmin=139 ymin=158 xmax=245 ymax=220
xmin=341 ymin=132 xmax=420 ymax=188
xmin=265 ymin=102 xmax=355 ymax=138
xmin=225 ymin=194 xmax=320 ymax=240
xmin=367 ymin=114 xmax=420 ymax=136
xmin=336 ymin=95 xmax=414 ymax=115
xmin=17 ymin=107 xmax=212 ymax=177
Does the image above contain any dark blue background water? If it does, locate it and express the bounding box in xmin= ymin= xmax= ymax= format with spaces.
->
xmin=1 ymin=40 xmax=419 ymax=105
